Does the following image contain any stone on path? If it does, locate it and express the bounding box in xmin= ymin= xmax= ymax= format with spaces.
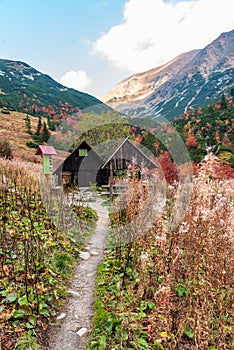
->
xmin=76 ymin=328 xmax=88 ymax=337
xmin=67 ymin=290 xmax=80 ymax=297
xmin=90 ymin=250 xmax=99 ymax=256
xmin=79 ymin=251 xmax=90 ymax=260
xmin=56 ymin=313 xmax=66 ymax=320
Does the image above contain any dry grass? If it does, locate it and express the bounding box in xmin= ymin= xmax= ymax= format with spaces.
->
xmin=91 ymin=166 xmax=234 ymax=349
xmin=0 ymin=158 xmax=40 ymax=191
xmin=0 ymin=110 xmax=43 ymax=162
xmin=0 ymin=110 xmax=69 ymax=168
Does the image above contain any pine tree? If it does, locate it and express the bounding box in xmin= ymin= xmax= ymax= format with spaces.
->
xmin=230 ymin=88 xmax=234 ymax=100
xmin=36 ymin=116 xmax=42 ymax=135
xmin=41 ymin=121 xmax=50 ymax=143
xmin=46 ymin=115 xmax=56 ymax=131
xmin=25 ymin=115 xmax=32 ymax=134
xmin=220 ymin=94 xmax=227 ymax=110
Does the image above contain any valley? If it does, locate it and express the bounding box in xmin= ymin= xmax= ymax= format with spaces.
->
xmin=0 ymin=28 xmax=234 ymax=350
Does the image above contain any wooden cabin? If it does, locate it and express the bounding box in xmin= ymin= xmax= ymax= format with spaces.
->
xmin=101 ymin=137 xmax=156 ymax=174
xmin=55 ymin=140 xmax=108 ymax=188
xmin=55 ymin=137 xmax=157 ymax=188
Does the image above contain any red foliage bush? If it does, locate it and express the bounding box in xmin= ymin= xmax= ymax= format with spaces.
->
xmin=186 ymin=135 xmax=197 ymax=148
xmin=158 ymin=151 xmax=178 ymax=184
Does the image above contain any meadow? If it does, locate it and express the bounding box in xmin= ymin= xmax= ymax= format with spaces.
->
xmin=0 ymin=154 xmax=233 ymax=350
xmin=89 ymin=158 xmax=234 ymax=350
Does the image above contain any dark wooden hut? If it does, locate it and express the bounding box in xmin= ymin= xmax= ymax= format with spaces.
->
xmin=101 ymin=137 xmax=156 ymax=173
xmin=55 ymin=137 xmax=156 ymax=188
xmin=55 ymin=140 xmax=108 ymax=188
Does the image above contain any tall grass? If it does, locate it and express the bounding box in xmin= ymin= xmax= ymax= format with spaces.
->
xmin=0 ymin=159 xmax=96 ymax=350
xmin=89 ymin=168 xmax=234 ymax=349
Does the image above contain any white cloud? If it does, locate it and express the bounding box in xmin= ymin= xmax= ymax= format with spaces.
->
xmin=93 ymin=0 xmax=234 ymax=73
xmin=60 ymin=70 xmax=91 ymax=92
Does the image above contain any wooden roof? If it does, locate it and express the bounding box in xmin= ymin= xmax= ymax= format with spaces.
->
xmin=53 ymin=138 xmax=157 ymax=176
xmin=35 ymin=145 xmax=57 ymax=156
xmin=101 ymin=137 xmax=157 ymax=170
xmin=53 ymin=140 xmax=103 ymax=173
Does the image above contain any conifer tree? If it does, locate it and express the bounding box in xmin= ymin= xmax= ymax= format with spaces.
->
xmin=230 ymin=88 xmax=234 ymax=100
xmin=46 ymin=115 xmax=56 ymax=131
xmin=25 ymin=115 xmax=32 ymax=134
xmin=41 ymin=121 xmax=50 ymax=143
xmin=36 ymin=116 xmax=42 ymax=135
xmin=220 ymin=94 xmax=227 ymax=110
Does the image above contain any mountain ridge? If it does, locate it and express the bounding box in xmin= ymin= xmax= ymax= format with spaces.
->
xmin=102 ymin=50 xmax=200 ymax=105
xmin=103 ymin=29 xmax=234 ymax=120
xmin=0 ymin=58 xmax=108 ymax=117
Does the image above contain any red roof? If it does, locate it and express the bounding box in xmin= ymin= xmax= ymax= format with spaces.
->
xmin=35 ymin=145 xmax=57 ymax=155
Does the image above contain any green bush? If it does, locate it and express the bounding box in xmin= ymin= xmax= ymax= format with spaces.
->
xmin=53 ymin=252 xmax=74 ymax=276
xmin=26 ymin=141 xmax=39 ymax=148
xmin=1 ymin=108 xmax=10 ymax=114
xmin=229 ymin=155 xmax=234 ymax=168
xmin=15 ymin=331 xmax=41 ymax=350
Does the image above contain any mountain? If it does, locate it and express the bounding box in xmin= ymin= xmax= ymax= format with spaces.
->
xmin=0 ymin=58 xmax=108 ymax=116
xmin=103 ymin=29 xmax=234 ymax=120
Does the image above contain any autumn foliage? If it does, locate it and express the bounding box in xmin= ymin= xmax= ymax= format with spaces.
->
xmin=158 ymin=151 xmax=179 ymax=184
xmin=185 ymin=135 xmax=197 ymax=148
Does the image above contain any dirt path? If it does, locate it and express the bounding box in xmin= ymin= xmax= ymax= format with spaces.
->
xmin=48 ymin=198 xmax=110 ymax=350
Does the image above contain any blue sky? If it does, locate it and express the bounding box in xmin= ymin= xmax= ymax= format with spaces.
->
xmin=0 ymin=0 xmax=233 ymax=98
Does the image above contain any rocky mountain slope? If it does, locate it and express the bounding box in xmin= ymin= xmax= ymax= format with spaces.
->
xmin=0 ymin=59 xmax=107 ymax=116
xmin=103 ymin=29 xmax=234 ymax=120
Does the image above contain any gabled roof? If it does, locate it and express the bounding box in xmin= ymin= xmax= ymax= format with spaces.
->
xmin=62 ymin=140 xmax=102 ymax=162
xmin=66 ymin=140 xmax=92 ymax=158
xmin=101 ymin=136 xmax=157 ymax=170
xmin=35 ymin=145 xmax=57 ymax=155
xmin=53 ymin=137 xmax=157 ymax=175
xmin=53 ymin=140 xmax=103 ymax=174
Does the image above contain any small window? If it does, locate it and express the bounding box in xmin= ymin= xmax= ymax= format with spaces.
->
xmin=79 ymin=149 xmax=88 ymax=157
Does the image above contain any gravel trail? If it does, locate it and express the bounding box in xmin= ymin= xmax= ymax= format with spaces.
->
xmin=48 ymin=198 xmax=109 ymax=350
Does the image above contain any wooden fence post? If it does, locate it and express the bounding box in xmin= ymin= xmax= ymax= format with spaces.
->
xmin=109 ymin=159 xmax=114 ymax=203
